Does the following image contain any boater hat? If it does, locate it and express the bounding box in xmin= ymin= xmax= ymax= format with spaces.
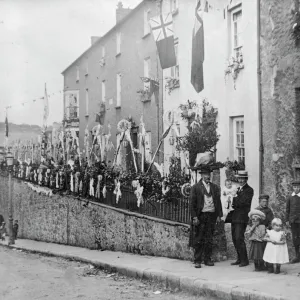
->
xmin=235 ymin=170 xmax=248 ymax=178
xmin=292 ymin=180 xmax=300 ymax=186
xmin=248 ymin=209 xmax=266 ymax=220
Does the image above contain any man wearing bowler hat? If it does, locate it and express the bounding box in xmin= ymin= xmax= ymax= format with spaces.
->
xmin=190 ymin=165 xmax=223 ymax=268
xmin=231 ymin=170 xmax=254 ymax=267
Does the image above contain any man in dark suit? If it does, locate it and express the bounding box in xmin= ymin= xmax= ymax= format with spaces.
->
xmin=231 ymin=170 xmax=254 ymax=267
xmin=190 ymin=166 xmax=223 ymax=268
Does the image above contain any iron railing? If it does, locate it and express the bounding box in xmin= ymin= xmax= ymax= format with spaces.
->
xmin=94 ymin=186 xmax=191 ymax=224
xmin=0 ymin=173 xmax=191 ymax=225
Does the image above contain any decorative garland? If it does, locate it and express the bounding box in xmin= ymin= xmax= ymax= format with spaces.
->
xmin=165 ymin=77 xmax=180 ymax=95
xmin=224 ymin=51 xmax=244 ymax=89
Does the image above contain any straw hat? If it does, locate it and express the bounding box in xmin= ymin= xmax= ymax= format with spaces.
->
xmin=248 ymin=209 xmax=266 ymax=220
xmin=235 ymin=170 xmax=248 ymax=178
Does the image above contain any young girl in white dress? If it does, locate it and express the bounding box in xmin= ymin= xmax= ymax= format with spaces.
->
xmin=263 ymin=218 xmax=289 ymax=274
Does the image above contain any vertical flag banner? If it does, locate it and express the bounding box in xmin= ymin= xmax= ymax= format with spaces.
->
xmin=191 ymin=0 xmax=205 ymax=93
xmin=43 ymin=83 xmax=49 ymax=129
xmin=149 ymin=13 xmax=176 ymax=69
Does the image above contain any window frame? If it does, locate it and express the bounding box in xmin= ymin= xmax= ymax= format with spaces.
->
xmin=76 ymin=66 xmax=80 ymax=82
xmin=231 ymin=8 xmax=242 ymax=55
xmin=233 ymin=117 xmax=245 ymax=165
xmin=144 ymin=9 xmax=151 ymax=36
xmin=85 ymin=89 xmax=89 ymax=116
xmin=85 ymin=58 xmax=89 ymax=76
xmin=116 ymin=32 xmax=121 ymax=55
xmin=171 ymin=39 xmax=179 ymax=80
xmin=116 ymin=73 xmax=121 ymax=107
xmin=143 ymin=57 xmax=151 ymax=90
xmin=102 ymin=80 xmax=106 ymax=103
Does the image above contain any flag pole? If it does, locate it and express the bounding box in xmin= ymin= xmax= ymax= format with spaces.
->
xmin=145 ymin=124 xmax=172 ymax=174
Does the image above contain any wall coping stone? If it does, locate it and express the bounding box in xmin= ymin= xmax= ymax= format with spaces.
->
xmin=13 ymin=177 xmax=191 ymax=229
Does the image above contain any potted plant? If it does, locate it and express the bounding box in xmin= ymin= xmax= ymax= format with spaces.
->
xmin=224 ymin=158 xmax=245 ymax=182
xmin=177 ymin=100 xmax=220 ymax=167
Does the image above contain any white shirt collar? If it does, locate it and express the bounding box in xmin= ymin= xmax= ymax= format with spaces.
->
xmin=292 ymin=192 xmax=300 ymax=197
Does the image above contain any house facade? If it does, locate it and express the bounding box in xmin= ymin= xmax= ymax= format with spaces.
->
xmin=62 ymin=0 xmax=163 ymax=168
xmin=160 ymin=0 xmax=260 ymax=205
xmin=260 ymin=0 xmax=300 ymax=211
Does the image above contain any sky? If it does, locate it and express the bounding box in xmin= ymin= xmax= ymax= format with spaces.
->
xmin=0 ymin=0 xmax=142 ymax=126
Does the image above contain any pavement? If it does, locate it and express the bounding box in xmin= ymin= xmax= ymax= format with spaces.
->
xmin=0 ymin=239 xmax=299 ymax=300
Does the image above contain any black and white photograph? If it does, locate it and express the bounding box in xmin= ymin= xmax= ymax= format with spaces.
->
xmin=0 ymin=0 xmax=300 ymax=299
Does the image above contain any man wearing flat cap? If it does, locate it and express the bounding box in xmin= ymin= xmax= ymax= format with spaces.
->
xmin=286 ymin=180 xmax=300 ymax=263
xmin=231 ymin=170 xmax=254 ymax=267
xmin=190 ymin=166 xmax=223 ymax=268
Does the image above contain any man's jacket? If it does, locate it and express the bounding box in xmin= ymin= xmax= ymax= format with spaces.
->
xmin=190 ymin=179 xmax=223 ymax=218
xmin=232 ymin=183 xmax=254 ymax=223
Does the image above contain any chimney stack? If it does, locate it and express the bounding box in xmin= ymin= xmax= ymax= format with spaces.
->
xmin=91 ymin=36 xmax=101 ymax=45
xmin=116 ymin=1 xmax=132 ymax=24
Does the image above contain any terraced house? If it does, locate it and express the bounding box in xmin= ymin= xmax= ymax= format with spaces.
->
xmin=61 ymin=0 xmax=163 ymax=169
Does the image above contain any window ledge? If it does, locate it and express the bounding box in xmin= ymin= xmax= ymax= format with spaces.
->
xmin=142 ymin=32 xmax=151 ymax=39
xmin=85 ymin=73 xmax=88 ymax=77
xmin=76 ymin=79 xmax=79 ymax=83
xmin=115 ymin=106 xmax=121 ymax=109
xmin=85 ymin=114 xmax=89 ymax=117
xmin=116 ymin=52 xmax=121 ymax=58
xmin=172 ymin=8 xmax=179 ymax=16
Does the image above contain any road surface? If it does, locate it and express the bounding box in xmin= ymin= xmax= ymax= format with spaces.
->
xmin=0 ymin=247 xmax=212 ymax=300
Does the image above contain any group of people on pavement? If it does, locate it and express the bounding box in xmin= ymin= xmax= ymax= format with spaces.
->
xmin=189 ymin=166 xmax=300 ymax=274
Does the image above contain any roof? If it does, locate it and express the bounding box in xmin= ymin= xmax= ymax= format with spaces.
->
xmin=61 ymin=0 xmax=147 ymax=75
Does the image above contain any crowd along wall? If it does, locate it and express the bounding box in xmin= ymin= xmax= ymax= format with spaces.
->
xmin=0 ymin=176 xmax=228 ymax=261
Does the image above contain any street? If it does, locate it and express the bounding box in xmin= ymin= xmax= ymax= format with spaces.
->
xmin=0 ymin=247 xmax=211 ymax=300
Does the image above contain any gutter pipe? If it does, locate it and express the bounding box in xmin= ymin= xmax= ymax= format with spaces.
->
xmin=257 ymin=0 xmax=263 ymax=194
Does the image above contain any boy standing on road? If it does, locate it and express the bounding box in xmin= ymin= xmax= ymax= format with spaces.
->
xmin=286 ymin=180 xmax=300 ymax=263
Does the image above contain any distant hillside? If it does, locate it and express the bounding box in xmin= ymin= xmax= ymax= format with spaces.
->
xmin=0 ymin=122 xmax=42 ymax=146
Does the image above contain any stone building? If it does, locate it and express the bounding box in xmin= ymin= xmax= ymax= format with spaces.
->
xmin=159 ymin=0 xmax=260 ymax=205
xmin=61 ymin=0 xmax=163 ymax=168
xmin=260 ymin=0 xmax=300 ymax=214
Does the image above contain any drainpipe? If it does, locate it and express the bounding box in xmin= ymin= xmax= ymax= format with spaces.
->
xmin=257 ymin=0 xmax=263 ymax=194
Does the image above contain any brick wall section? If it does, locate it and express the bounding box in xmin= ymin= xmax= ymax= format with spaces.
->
xmin=260 ymin=0 xmax=300 ymax=218
xmin=0 ymin=176 xmax=229 ymax=261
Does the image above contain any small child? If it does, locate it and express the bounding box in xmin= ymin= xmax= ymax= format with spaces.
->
xmin=286 ymin=180 xmax=300 ymax=263
xmin=221 ymin=179 xmax=237 ymax=221
xmin=246 ymin=209 xmax=266 ymax=271
xmin=256 ymin=194 xmax=274 ymax=230
xmin=263 ymin=218 xmax=289 ymax=274
xmin=0 ymin=222 xmax=7 ymax=241
xmin=13 ymin=220 xmax=19 ymax=240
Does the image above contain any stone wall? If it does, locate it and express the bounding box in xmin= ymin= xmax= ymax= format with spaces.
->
xmin=0 ymin=176 xmax=228 ymax=261
xmin=260 ymin=0 xmax=300 ymax=219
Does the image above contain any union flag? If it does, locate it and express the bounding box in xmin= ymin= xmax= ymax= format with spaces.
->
xmin=149 ymin=13 xmax=176 ymax=69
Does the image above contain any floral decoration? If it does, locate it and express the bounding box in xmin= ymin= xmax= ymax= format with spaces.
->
xmin=224 ymin=50 xmax=244 ymax=89
xmin=165 ymin=77 xmax=180 ymax=95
